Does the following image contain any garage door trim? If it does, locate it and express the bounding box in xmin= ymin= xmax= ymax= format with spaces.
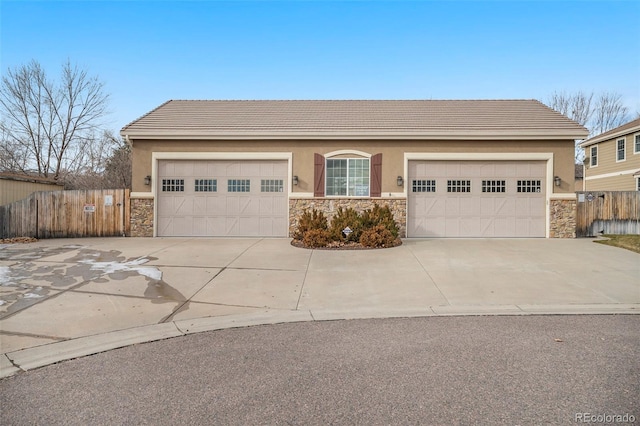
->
xmin=151 ymin=152 xmax=292 ymax=237
xmin=404 ymin=152 xmax=554 ymax=238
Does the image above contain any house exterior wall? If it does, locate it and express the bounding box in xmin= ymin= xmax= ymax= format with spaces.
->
xmin=549 ymin=198 xmax=576 ymax=238
xmin=129 ymin=138 xmax=577 ymax=238
xmin=0 ymin=179 xmax=63 ymax=205
xmin=130 ymin=198 xmax=154 ymax=237
xmin=130 ymin=138 xmax=576 ymax=195
xmin=584 ymin=132 xmax=640 ymax=191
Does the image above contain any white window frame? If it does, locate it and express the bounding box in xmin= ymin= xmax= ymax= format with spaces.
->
xmin=325 ymin=157 xmax=370 ymax=197
xmin=590 ymin=145 xmax=598 ymax=167
xmin=637 ymin=176 xmax=640 ymax=191
xmin=616 ymin=138 xmax=626 ymax=162
xmin=634 ymin=133 xmax=640 ymax=155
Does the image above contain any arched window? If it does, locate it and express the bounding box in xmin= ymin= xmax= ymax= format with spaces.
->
xmin=314 ymin=151 xmax=382 ymax=197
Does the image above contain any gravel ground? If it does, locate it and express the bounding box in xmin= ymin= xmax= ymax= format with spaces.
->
xmin=1 ymin=315 xmax=638 ymax=425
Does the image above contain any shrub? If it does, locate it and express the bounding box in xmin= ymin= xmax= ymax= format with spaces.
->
xmin=329 ymin=207 xmax=363 ymax=242
xmin=360 ymin=204 xmax=399 ymax=238
xmin=360 ymin=225 xmax=397 ymax=248
xmin=302 ymin=229 xmax=331 ymax=248
xmin=294 ymin=209 xmax=328 ymax=240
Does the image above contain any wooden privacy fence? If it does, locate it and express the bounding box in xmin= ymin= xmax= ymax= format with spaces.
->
xmin=0 ymin=189 xmax=130 ymax=239
xmin=576 ymin=191 xmax=640 ymax=237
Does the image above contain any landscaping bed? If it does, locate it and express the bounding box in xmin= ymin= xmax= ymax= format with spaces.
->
xmin=291 ymin=205 xmax=402 ymax=250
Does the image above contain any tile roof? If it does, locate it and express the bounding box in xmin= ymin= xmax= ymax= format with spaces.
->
xmin=580 ymin=117 xmax=640 ymax=147
xmin=121 ymin=99 xmax=588 ymax=140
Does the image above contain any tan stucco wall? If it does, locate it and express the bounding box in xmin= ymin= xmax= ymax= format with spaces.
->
xmin=0 ymin=180 xmax=63 ymax=205
xmin=130 ymin=138 xmax=577 ymax=195
xmin=584 ymin=133 xmax=640 ymax=191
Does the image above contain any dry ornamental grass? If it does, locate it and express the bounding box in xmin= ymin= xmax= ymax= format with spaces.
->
xmin=0 ymin=237 xmax=38 ymax=244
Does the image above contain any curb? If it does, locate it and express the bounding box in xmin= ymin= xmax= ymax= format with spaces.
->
xmin=2 ymin=304 xmax=639 ymax=379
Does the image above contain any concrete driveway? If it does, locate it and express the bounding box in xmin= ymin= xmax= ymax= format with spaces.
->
xmin=1 ymin=237 xmax=638 ymax=376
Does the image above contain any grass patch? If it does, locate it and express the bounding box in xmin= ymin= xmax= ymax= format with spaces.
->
xmin=594 ymin=234 xmax=640 ymax=254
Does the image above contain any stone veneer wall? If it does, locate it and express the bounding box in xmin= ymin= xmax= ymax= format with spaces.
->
xmin=289 ymin=198 xmax=407 ymax=238
xmin=130 ymin=197 xmax=573 ymax=239
xmin=130 ymin=198 xmax=154 ymax=237
xmin=549 ymin=199 xmax=576 ymax=238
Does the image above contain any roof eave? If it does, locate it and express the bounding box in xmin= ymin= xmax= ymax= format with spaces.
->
xmin=580 ymin=125 xmax=640 ymax=148
xmin=121 ymin=130 xmax=588 ymax=141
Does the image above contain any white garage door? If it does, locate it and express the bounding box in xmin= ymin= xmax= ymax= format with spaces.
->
xmin=408 ymin=160 xmax=546 ymax=237
xmin=157 ymin=160 xmax=288 ymax=237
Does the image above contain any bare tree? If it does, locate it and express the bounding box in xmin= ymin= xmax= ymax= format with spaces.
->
xmin=547 ymin=90 xmax=630 ymax=162
xmin=548 ymin=90 xmax=594 ymax=128
xmin=591 ymin=92 xmax=629 ymax=135
xmin=102 ymin=140 xmax=132 ymax=189
xmin=62 ymin=134 xmax=131 ymax=190
xmin=0 ymin=60 xmax=111 ymax=180
xmin=0 ymin=122 xmax=30 ymax=172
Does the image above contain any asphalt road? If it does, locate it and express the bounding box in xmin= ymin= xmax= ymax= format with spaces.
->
xmin=1 ymin=315 xmax=638 ymax=425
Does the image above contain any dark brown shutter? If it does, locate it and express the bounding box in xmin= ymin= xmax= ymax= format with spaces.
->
xmin=314 ymin=153 xmax=325 ymax=197
xmin=370 ymin=153 xmax=382 ymax=197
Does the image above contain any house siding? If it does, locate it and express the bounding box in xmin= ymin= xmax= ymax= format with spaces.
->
xmin=584 ymin=134 xmax=640 ymax=191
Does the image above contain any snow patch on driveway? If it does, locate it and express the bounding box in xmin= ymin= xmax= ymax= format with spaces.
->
xmin=0 ymin=266 xmax=12 ymax=286
xmin=79 ymin=257 xmax=163 ymax=281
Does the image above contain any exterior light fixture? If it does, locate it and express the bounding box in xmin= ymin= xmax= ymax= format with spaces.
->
xmin=144 ymin=175 xmax=151 ymax=186
xmin=397 ymin=176 xmax=404 ymax=186
xmin=554 ymin=176 xmax=561 ymax=187
xmin=293 ymin=175 xmax=299 ymax=186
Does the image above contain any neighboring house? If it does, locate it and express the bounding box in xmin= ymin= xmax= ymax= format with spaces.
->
xmin=0 ymin=173 xmax=64 ymax=205
xmin=580 ymin=118 xmax=640 ymax=191
xmin=120 ymin=100 xmax=587 ymax=239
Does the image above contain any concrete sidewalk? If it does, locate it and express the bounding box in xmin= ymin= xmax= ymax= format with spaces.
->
xmin=1 ymin=237 xmax=639 ymax=377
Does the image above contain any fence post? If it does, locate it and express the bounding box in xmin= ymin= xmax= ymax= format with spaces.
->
xmin=35 ymin=197 xmax=39 ymax=240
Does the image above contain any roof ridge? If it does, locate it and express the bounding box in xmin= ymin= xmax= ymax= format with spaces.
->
xmin=164 ymin=99 xmax=541 ymax=102
xmin=581 ymin=117 xmax=640 ymax=145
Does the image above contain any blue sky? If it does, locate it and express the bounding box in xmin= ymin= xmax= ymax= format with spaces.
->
xmin=2 ymin=0 xmax=639 ymax=132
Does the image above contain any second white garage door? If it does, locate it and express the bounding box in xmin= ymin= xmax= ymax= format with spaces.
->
xmin=157 ymin=160 xmax=288 ymax=237
xmin=408 ymin=160 xmax=546 ymax=237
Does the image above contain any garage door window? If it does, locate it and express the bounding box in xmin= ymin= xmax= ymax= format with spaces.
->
xmin=195 ymin=179 xmax=217 ymax=192
xmin=482 ymin=180 xmax=506 ymax=193
xmin=517 ymin=180 xmax=541 ymax=193
xmin=412 ymin=179 xmax=436 ymax=193
xmin=228 ymin=179 xmax=250 ymax=192
xmin=261 ymin=179 xmax=284 ymax=192
xmin=162 ymin=179 xmax=184 ymax=192
xmin=326 ymin=158 xmax=370 ymax=197
xmin=447 ymin=180 xmax=471 ymax=193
